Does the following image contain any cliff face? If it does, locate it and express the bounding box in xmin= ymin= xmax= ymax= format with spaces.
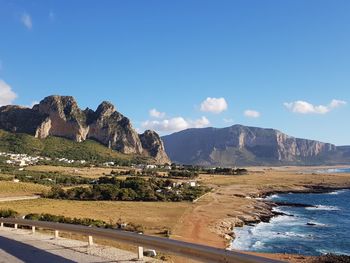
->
xmin=0 ymin=95 xmax=170 ymax=164
xmin=140 ymin=130 xmax=170 ymax=164
xmin=85 ymin=101 xmax=143 ymax=154
xmin=162 ymin=125 xmax=339 ymax=166
xmin=34 ymin=96 xmax=89 ymax=142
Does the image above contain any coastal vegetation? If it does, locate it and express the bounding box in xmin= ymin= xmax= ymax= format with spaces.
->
xmin=206 ymin=167 xmax=248 ymax=175
xmin=14 ymin=171 xmax=91 ymax=186
xmin=0 ymin=165 xmax=209 ymax=202
xmin=0 ymin=167 xmax=92 ymax=186
xmin=0 ymin=208 xmax=18 ymax=218
xmin=168 ymin=170 xmax=199 ymax=178
xmin=0 ymin=209 xmax=144 ymax=233
xmin=45 ymin=177 xmax=209 ymax=202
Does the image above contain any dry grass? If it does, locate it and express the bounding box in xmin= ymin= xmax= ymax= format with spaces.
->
xmin=0 ymin=181 xmax=49 ymax=197
xmin=25 ymin=165 xmax=165 ymax=180
xmin=0 ymin=198 xmax=192 ymax=235
xmin=199 ymin=170 xmax=350 ymax=188
xmin=25 ymin=165 xmax=130 ymax=178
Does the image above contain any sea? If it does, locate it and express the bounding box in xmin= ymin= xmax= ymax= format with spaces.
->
xmin=231 ymin=171 xmax=350 ymax=256
xmin=313 ymin=167 xmax=350 ymax=174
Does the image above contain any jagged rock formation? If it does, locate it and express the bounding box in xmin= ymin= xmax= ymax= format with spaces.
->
xmin=0 ymin=95 xmax=170 ymax=164
xmin=140 ymin=130 xmax=170 ymax=164
xmin=162 ymin=125 xmax=348 ymax=166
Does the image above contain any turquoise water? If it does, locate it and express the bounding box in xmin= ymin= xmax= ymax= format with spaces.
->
xmin=315 ymin=168 xmax=350 ymax=174
xmin=231 ymin=189 xmax=350 ymax=256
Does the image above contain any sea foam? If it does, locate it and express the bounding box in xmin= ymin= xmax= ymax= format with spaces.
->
xmin=306 ymin=205 xmax=340 ymax=211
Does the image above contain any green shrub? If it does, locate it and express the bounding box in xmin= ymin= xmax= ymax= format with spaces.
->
xmin=0 ymin=209 xmax=18 ymax=218
xmin=45 ymin=176 xmax=210 ymax=202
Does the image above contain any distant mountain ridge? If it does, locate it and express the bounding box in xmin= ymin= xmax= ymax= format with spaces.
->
xmin=0 ymin=95 xmax=169 ymax=164
xmin=162 ymin=125 xmax=350 ymax=166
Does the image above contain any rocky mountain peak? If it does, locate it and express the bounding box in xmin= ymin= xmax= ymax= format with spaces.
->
xmin=0 ymin=95 xmax=170 ymax=164
xmin=140 ymin=130 xmax=170 ymax=164
xmin=38 ymin=95 xmax=78 ymax=110
xmin=95 ymin=101 xmax=116 ymax=117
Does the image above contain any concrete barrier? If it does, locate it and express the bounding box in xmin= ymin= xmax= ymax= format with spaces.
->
xmin=0 ymin=218 xmax=282 ymax=263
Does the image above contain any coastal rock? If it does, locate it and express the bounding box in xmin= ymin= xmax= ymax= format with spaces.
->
xmin=215 ymin=217 xmax=244 ymax=239
xmin=0 ymin=95 xmax=170 ymax=164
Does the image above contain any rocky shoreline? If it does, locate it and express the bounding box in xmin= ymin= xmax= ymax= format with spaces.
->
xmin=217 ymin=185 xmax=350 ymax=248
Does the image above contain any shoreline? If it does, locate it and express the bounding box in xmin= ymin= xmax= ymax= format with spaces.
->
xmin=225 ymin=185 xmax=350 ymax=240
xmin=227 ymin=185 xmax=350 ymax=260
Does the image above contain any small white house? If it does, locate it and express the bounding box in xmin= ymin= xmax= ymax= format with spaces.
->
xmin=19 ymin=160 xmax=27 ymax=167
xmin=188 ymin=181 xmax=196 ymax=187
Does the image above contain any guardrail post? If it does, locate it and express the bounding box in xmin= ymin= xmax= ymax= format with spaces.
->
xmin=0 ymin=222 xmax=3 ymax=227
xmin=88 ymin=235 xmax=93 ymax=246
xmin=14 ymin=224 xmax=18 ymax=229
xmin=137 ymin=246 xmax=144 ymax=261
xmin=54 ymin=230 xmax=59 ymax=239
xmin=32 ymin=226 xmax=35 ymax=234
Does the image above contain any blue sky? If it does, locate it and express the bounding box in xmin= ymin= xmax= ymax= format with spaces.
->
xmin=0 ymin=0 xmax=349 ymax=145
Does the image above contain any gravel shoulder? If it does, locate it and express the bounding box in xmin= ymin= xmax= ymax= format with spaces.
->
xmin=0 ymin=227 xmax=158 ymax=262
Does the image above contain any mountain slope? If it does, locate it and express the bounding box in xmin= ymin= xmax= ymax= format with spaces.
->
xmin=0 ymin=129 xmax=151 ymax=164
xmin=0 ymin=95 xmax=169 ymax=164
xmin=162 ymin=125 xmax=349 ymax=166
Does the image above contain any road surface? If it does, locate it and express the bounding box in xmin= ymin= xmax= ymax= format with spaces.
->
xmin=0 ymin=196 xmax=40 ymax=202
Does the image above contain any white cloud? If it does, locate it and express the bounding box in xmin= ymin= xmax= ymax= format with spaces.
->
xmin=149 ymin=108 xmax=166 ymax=119
xmin=193 ymin=116 xmax=210 ymax=128
xmin=244 ymin=110 xmax=261 ymax=118
xmin=142 ymin=116 xmax=210 ymax=133
xmin=284 ymin=99 xmax=347 ymax=114
xmin=21 ymin=13 xmax=32 ymax=30
xmin=200 ymin=97 xmax=228 ymax=114
xmin=329 ymin=99 xmax=347 ymax=108
xmin=0 ymin=79 xmax=18 ymax=106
